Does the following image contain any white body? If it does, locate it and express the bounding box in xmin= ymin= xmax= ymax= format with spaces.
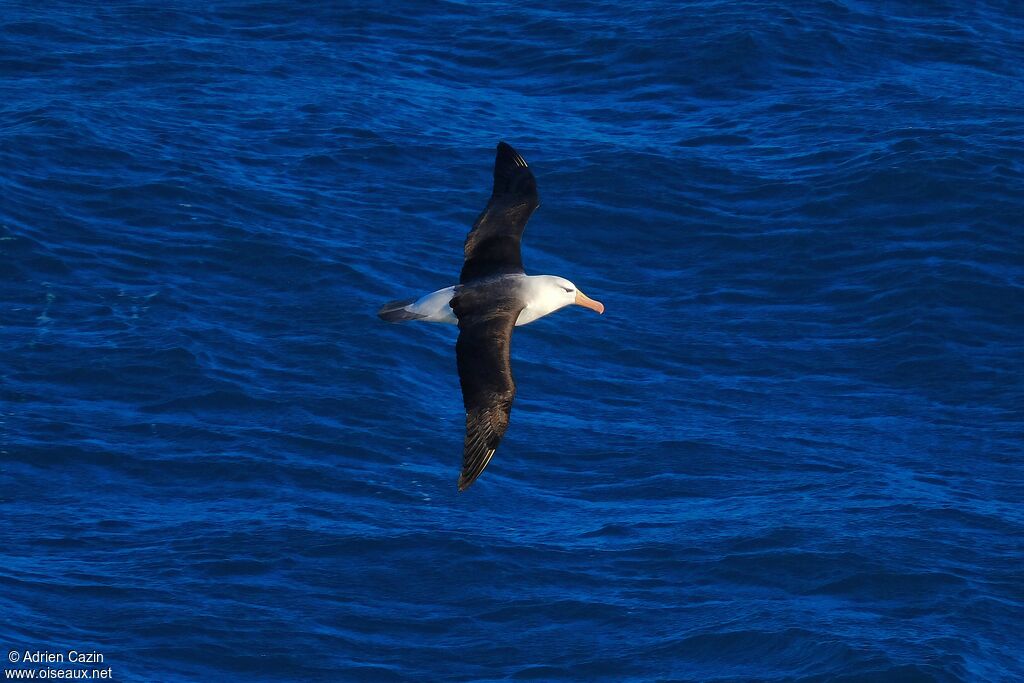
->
xmin=402 ymin=275 xmax=579 ymax=326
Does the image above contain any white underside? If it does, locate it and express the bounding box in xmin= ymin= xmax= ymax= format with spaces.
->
xmin=402 ymin=275 xmax=572 ymax=326
xmin=406 ymin=286 xmax=459 ymax=324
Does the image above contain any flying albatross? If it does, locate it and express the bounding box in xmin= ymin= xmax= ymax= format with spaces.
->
xmin=378 ymin=142 xmax=604 ymax=491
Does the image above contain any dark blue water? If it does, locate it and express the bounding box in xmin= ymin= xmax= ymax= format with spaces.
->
xmin=2 ymin=2 xmax=1023 ymax=681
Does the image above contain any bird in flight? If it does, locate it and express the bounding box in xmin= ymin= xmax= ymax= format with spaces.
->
xmin=378 ymin=142 xmax=604 ymax=491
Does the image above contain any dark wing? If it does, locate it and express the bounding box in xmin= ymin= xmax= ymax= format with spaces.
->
xmin=459 ymin=142 xmax=540 ymax=284
xmin=450 ymin=287 xmax=525 ymax=491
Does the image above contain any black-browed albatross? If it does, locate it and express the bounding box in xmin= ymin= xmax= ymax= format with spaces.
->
xmin=378 ymin=142 xmax=604 ymax=491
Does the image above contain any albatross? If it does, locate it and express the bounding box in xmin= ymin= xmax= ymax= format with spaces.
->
xmin=378 ymin=142 xmax=604 ymax=491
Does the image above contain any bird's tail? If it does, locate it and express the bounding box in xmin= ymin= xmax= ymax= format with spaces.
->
xmin=377 ymin=298 xmax=426 ymax=322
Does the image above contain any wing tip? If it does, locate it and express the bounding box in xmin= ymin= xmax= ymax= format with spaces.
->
xmin=496 ymin=140 xmax=528 ymax=168
xmin=490 ymin=141 xmax=533 ymax=199
xmin=457 ymin=447 xmax=497 ymax=492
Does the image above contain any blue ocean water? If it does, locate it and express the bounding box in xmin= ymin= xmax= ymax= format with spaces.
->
xmin=2 ymin=1 xmax=1023 ymax=680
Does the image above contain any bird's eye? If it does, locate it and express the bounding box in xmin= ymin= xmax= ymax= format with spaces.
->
xmin=562 ymin=287 xmax=573 ymax=293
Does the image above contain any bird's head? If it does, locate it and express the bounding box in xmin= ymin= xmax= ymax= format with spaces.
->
xmin=545 ymin=276 xmax=605 ymax=315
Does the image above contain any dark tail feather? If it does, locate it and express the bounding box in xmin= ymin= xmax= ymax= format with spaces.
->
xmin=377 ymin=298 xmax=424 ymax=322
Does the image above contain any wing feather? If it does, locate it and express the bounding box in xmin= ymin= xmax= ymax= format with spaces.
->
xmin=451 ymin=287 xmax=523 ymax=491
xmin=459 ymin=142 xmax=539 ymax=284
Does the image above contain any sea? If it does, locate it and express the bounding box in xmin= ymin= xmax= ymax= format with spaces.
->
xmin=1 ymin=1 xmax=1022 ymax=681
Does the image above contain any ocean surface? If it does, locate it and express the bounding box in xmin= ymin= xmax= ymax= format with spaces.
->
xmin=2 ymin=1 xmax=1023 ymax=681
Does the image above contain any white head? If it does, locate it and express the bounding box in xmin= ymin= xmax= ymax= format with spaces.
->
xmin=535 ymin=275 xmax=605 ymax=316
